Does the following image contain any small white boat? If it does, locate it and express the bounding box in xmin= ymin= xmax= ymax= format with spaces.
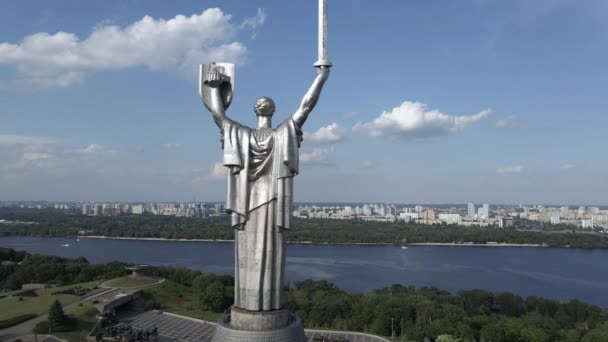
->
xmin=401 ymin=246 xmax=408 ymax=250
xmin=60 ymin=243 xmax=70 ymax=247
xmin=76 ymin=237 xmax=80 ymax=242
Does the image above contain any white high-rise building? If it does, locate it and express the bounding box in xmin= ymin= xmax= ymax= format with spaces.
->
xmin=93 ymin=204 xmax=103 ymax=216
xmin=82 ymin=204 xmax=91 ymax=216
xmin=439 ymin=213 xmax=462 ymax=225
xmin=132 ymin=205 xmax=144 ymax=215
xmin=550 ymin=216 xmax=561 ymax=225
xmin=467 ymin=203 xmax=476 ymax=217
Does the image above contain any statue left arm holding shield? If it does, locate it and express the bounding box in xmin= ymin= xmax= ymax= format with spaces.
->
xmin=199 ymin=63 xmax=236 ymax=129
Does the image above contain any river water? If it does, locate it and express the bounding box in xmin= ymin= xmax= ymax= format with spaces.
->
xmin=1 ymin=236 xmax=607 ymax=307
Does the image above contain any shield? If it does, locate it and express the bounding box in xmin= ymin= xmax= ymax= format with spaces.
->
xmin=199 ymin=62 xmax=236 ymax=110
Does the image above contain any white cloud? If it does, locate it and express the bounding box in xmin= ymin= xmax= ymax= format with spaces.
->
xmin=71 ymin=144 xmax=114 ymax=157
xmin=496 ymin=116 xmax=521 ymax=129
xmin=560 ymin=163 xmax=576 ymax=170
xmin=496 ymin=165 xmax=525 ymax=174
xmin=353 ymin=101 xmax=491 ymax=140
xmin=0 ymin=134 xmax=56 ymax=146
xmin=209 ymin=162 xmax=228 ymax=179
xmin=301 ymin=146 xmax=335 ymax=163
xmin=0 ymin=8 xmax=264 ymax=87
xmin=162 ymin=143 xmax=181 ymax=149
xmin=360 ymin=160 xmax=373 ymax=169
xmin=306 ymin=123 xmax=345 ymax=144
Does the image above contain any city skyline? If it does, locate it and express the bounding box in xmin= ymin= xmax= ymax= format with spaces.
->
xmin=2 ymin=0 xmax=608 ymax=204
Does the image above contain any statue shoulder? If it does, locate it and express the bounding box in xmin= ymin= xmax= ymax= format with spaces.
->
xmin=222 ymin=118 xmax=252 ymax=132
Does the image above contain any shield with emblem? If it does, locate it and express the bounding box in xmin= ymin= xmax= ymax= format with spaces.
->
xmin=199 ymin=62 xmax=235 ymax=110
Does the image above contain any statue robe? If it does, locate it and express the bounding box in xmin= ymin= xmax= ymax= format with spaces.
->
xmin=220 ymin=117 xmax=302 ymax=311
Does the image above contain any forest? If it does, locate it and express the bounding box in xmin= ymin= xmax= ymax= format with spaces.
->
xmin=1 ymin=208 xmax=607 ymax=249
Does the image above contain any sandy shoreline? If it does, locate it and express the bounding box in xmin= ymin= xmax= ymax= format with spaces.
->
xmin=407 ymin=242 xmax=545 ymax=247
xmin=77 ymin=236 xmax=544 ymax=247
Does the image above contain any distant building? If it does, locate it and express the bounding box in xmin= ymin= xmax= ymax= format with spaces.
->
xmin=132 ymin=204 xmax=144 ymax=214
xmin=103 ymin=207 xmax=120 ymax=216
xmin=93 ymin=204 xmax=103 ymax=216
xmin=399 ymin=212 xmax=419 ymax=222
xmin=423 ymin=210 xmax=436 ymax=221
xmin=82 ymin=204 xmax=91 ymax=216
xmin=498 ymin=217 xmax=514 ymax=228
xmin=439 ymin=213 xmax=461 ymax=225
xmin=468 ymin=203 xmax=476 ymax=217
xmin=550 ymin=216 xmax=561 ymax=225
xmin=215 ymin=203 xmax=225 ymax=215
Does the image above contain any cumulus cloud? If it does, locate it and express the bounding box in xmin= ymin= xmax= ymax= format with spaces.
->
xmin=162 ymin=143 xmax=181 ymax=149
xmin=496 ymin=116 xmax=521 ymax=129
xmin=560 ymin=163 xmax=576 ymax=170
xmin=204 ymin=162 xmax=228 ymax=181
xmin=353 ymin=101 xmax=491 ymax=140
xmin=0 ymin=8 xmax=264 ymax=87
xmin=306 ymin=123 xmax=345 ymax=144
xmin=71 ymin=144 xmax=115 ymax=157
xmin=300 ymin=146 xmax=335 ymax=163
xmin=496 ymin=165 xmax=525 ymax=174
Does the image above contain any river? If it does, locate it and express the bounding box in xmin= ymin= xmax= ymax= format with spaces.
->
xmin=1 ymin=236 xmax=607 ymax=307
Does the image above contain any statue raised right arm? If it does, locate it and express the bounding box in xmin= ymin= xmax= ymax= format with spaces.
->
xmin=292 ymin=66 xmax=330 ymax=128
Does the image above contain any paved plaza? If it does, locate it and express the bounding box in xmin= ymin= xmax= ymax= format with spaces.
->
xmin=126 ymin=311 xmax=390 ymax=342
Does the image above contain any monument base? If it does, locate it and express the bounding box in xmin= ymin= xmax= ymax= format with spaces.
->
xmin=211 ymin=308 xmax=306 ymax=342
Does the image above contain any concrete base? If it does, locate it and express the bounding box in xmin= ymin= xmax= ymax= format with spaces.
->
xmin=211 ymin=308 xmax=306 ymax=342
xmin=230 ymin=307 xmax=290 ymax=331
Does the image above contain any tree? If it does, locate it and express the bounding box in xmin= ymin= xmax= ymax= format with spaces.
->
xmin=200 ymin=281 xmax=225 ymax=312
xmin=48 ymin=300 xmax=66 ymax=332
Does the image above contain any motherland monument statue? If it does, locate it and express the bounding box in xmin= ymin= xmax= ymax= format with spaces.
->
xmin=199 ymin=1 xmax=331 ymax=341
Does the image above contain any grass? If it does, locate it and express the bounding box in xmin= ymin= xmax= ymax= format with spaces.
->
xmin=33 ymin=302 xmax=99 ymax=340
xmin=103 ymin=275 xmax=161 ymax=288
xmin=0 ymin=281 xmax=99 ymax=321
xmin=0 ymin=313 xmax=38 ymax=329
xmin=141 ymin=281 xmax=221 ymax=321
xmin=54 ymin=302 xmax=100 ymax=342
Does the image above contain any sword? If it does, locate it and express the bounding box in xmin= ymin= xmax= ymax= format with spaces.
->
xmin=314 ymin=0 xmax=332 ymax=67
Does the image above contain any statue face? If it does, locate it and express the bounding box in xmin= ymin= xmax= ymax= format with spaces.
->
xmin=254 ymin=97 xmax=275 ymax=117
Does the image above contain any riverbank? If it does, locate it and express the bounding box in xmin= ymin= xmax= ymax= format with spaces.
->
xmin=80 ymin=235 xmax=546 ymax=247
xmin=78 ymin=235 xmax=393 ymax=246
xmin=407 ymin=242 xmax=546 ymax=247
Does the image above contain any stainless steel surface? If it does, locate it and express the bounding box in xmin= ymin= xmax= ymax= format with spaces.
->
xmin=196 ymin=1 xmax=332 ymax=339
xmin=199 ymin=62 xmax=235 ymax=111
xmin=314 ymin=0 xmax=332 ymax=67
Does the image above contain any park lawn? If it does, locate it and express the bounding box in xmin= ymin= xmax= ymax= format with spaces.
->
xmin=0 ymin=281 xmax=99 ymax=321
xmin=103 ymin=275 xmax=161 ymax=288
xmin=142 ymin=281 xmax=221 ymax=322
xmin=53 ymin=302 xmax=100 ymax=342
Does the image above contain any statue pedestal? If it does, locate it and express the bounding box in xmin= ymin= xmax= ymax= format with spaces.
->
xmin=211 ymin=307 xmax=306 ymax=342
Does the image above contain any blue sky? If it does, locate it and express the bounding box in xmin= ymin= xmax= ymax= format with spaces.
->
xmin=1 ymin=0 xmax=607 ymax=205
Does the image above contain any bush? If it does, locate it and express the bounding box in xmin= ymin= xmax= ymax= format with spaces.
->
xmin=0 ymin=314 xmax=37 ymax=329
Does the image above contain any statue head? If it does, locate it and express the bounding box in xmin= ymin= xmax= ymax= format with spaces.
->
xmin=254 ymin=97 xmax=275 ymax=117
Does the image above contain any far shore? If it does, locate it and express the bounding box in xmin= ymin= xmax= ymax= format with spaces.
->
xmin=78 ymin=235 xmax=392 ymax=246
xmin=407 ymin=242 xmax=546 ymax=247
xmin=77 ymin=235 xmax=544 ymax=247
